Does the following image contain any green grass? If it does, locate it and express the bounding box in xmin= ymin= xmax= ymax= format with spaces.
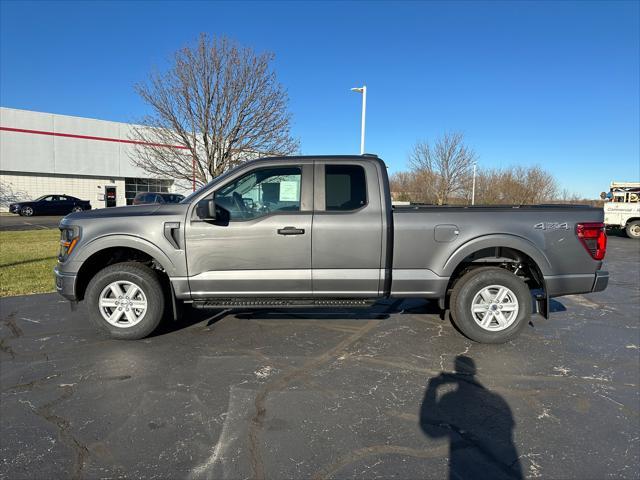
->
xmin=0 ymin=230 xmax=60 ymax=297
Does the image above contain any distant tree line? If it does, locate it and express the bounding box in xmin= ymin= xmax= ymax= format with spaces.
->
xmin=391 ymin=132 xmax=595 ymax=206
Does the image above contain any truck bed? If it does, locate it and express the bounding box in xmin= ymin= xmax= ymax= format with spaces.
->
xmin=390 ymin=204 xmax=605 ymax=298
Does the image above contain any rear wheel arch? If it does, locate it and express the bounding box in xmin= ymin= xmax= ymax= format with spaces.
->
xmin=440 ymin=243 xmax=546 ymax=311
xmin=442 ymin=235 xmax=552 ymax=277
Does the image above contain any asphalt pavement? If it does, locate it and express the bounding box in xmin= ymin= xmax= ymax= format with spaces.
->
xmin=0 ymin=215 xmax=63 ymax=231
xmin=0 ymin=236 xmax=638 ymax=479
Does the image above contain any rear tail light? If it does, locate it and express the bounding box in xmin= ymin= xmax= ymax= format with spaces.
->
xmin=576 ymin=222 xmax=607 ymax=260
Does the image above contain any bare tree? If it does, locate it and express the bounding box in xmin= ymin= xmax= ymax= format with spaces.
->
xmin=130 ymin=34 xmax=299 ymax=187
xmin=410 ymin=132 xmax=477 ymax=205
xmin=0 ymin=180 xmax=29 ymax=209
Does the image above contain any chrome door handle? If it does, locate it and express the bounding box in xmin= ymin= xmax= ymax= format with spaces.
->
xmin=277 ymin=226 xmax=305 ymax=235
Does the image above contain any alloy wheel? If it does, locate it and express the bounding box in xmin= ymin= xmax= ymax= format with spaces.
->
xmin=470 ymin=284 xmax=520 ymax=332
xmin=98 ymin=280 xmax=148 ymax=328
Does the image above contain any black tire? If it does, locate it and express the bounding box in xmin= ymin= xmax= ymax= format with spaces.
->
xmin=450 ymin=267 xmax=531 ymax=344
xmin=71 ymin=206 xmax=84 ymax=213
xmin=625 ymin=220 xmax=640 ymax=240
xmin=20 ymin=206 xmax=34 ymax=217
xmin=85 ymin=262 xmax=165 ymax=340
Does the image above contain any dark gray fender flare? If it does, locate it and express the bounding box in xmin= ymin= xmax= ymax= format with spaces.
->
xmin=438 ymin=234 xmax=553 ymax=317
xmin=75 ymin=234 xmax=178 ymax=277
xmin=441 ymin=234 xmax=553 ymax=277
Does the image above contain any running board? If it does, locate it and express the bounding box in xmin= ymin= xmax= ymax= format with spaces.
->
xmin=191 ymin=298 xmax=377 ymax=309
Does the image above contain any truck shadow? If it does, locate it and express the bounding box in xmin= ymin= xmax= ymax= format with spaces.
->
xmin=151 ymin=298 xmax=443 ymax=336
xmin=221 ymin=298 xmax=440 ymax=324
xmin=153 ymin=297 xmax=566 ymax=337
xmin=549 ymin=299 xmax=566 ymax=313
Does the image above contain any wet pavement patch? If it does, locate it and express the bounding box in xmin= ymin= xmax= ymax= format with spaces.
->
xmin=1 ymin=237 xmax=638 ymax=479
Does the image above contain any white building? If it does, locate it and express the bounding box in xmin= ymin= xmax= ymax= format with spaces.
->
xmin=0 ymin=107 xmax=186 ymax=211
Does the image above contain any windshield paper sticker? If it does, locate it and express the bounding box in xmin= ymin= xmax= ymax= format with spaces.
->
xmin=279 ymin=181 xmax=299 ymax=201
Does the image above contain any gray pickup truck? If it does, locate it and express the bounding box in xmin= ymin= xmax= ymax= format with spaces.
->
xmin=55 ymin=155 xmax=608 ymax=343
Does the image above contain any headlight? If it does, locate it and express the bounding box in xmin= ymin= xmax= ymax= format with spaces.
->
xmin=59 ymin=226 xmax=81 ymax=260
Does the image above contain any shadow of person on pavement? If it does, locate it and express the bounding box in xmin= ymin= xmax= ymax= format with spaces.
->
xmin=420 ymin=355 xmax=523 ymax=480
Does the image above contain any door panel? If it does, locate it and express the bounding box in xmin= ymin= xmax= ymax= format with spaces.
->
xmin=40 ymin=196 xmax=57 ymax=214
xmin=185 ymin=163 xmax=313 ymax=297
xmin=312 ymin=162 xmax=384 ymax=297
xmin=186 ymin=214 xmax=312 ymax=296
xmin=58 ymin=196 xmax=73 ymax=214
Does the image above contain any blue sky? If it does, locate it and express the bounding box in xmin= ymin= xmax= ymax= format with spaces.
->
xmin=1 ymin=0 xmax=638 ymax=197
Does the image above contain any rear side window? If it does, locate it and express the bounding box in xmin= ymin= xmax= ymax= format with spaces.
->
xmin=325 ymin=165 xmax=367 ymax=211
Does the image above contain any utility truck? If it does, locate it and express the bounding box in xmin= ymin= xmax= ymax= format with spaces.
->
xmin=603 ymin=182 xmax=640 ymax=239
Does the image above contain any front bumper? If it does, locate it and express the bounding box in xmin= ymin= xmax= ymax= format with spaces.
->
xmin=9 ymin=204 xmax=20 ymax=214
xmin=54 ymin=266 xmax=77 ymax=301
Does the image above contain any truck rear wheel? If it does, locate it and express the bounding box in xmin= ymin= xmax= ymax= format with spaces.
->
xmin=450 ymin=267 xmax=531 ymax=344
xmin=625 ymin=220 xmax=640 ymax=239
xmin=85 ymin=262 xmax=165 ymax=340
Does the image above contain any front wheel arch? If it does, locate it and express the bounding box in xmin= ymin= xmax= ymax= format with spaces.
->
xmin=75 ymin=246 xmax=170 ymax=301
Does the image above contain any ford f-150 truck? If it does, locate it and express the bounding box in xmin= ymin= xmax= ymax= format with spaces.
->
xmin=54 ymin=155 xmax=608 ymax=343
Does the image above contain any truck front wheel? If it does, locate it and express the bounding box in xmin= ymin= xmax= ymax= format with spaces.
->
xmin=449 ymin=267 xmax=531 ymax=344
xmin=625 ymin=220 xmax=640 ymax=239
xmin=85 ymin=262 xmax=165 ymax=340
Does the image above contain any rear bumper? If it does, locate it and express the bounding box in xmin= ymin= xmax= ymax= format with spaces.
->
xmin=591 ymin=270 xmax=609 ymax=293
xmin=54 ymin=266 xmax=77 ymax=301
xmin=545 ymin=270 xmax=609 ymax=297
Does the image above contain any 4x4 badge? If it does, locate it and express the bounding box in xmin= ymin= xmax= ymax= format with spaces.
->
xmin=535 ymin=222 xmax=569 ymax=230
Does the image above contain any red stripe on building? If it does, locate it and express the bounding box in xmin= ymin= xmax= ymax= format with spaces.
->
xmin=0 ymin=126 xmax=188 ymax=150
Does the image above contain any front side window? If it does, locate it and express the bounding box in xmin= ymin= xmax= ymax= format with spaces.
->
xmin=325 ymin=164 xmax=367 ymax=211
xmin=214 ymin=166 xmax=301 ymax=220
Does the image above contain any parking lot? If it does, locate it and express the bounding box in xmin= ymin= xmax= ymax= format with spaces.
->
xmin=0 ymin=215 xmax=62 ymax=232
xmin=0 ymin=236 xmax=638 ymax=479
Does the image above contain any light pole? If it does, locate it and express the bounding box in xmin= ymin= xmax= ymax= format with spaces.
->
xmin=471 ymin=162 xmax=477 ymax=206
xmin=351 ymin=85 xmax=367 ymax=155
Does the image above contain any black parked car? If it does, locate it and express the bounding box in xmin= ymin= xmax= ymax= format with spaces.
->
xmin=132 ymin=192 xmax=185 ymax=205
xmin=9 ymin=195 xmax=92 ymax=216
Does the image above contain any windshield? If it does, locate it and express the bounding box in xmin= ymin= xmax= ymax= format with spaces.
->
xmin=180 ymin=163 xmax=246 ymax=204
xmin=33 ymin=195 xmax=48 ymax=201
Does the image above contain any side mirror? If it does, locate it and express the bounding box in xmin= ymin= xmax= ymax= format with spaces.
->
xmin=196 ymin=198 xmax=217 ymax=220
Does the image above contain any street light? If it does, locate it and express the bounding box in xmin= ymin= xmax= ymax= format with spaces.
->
xmin=351 ymin=85 xmax=367 ymax=155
